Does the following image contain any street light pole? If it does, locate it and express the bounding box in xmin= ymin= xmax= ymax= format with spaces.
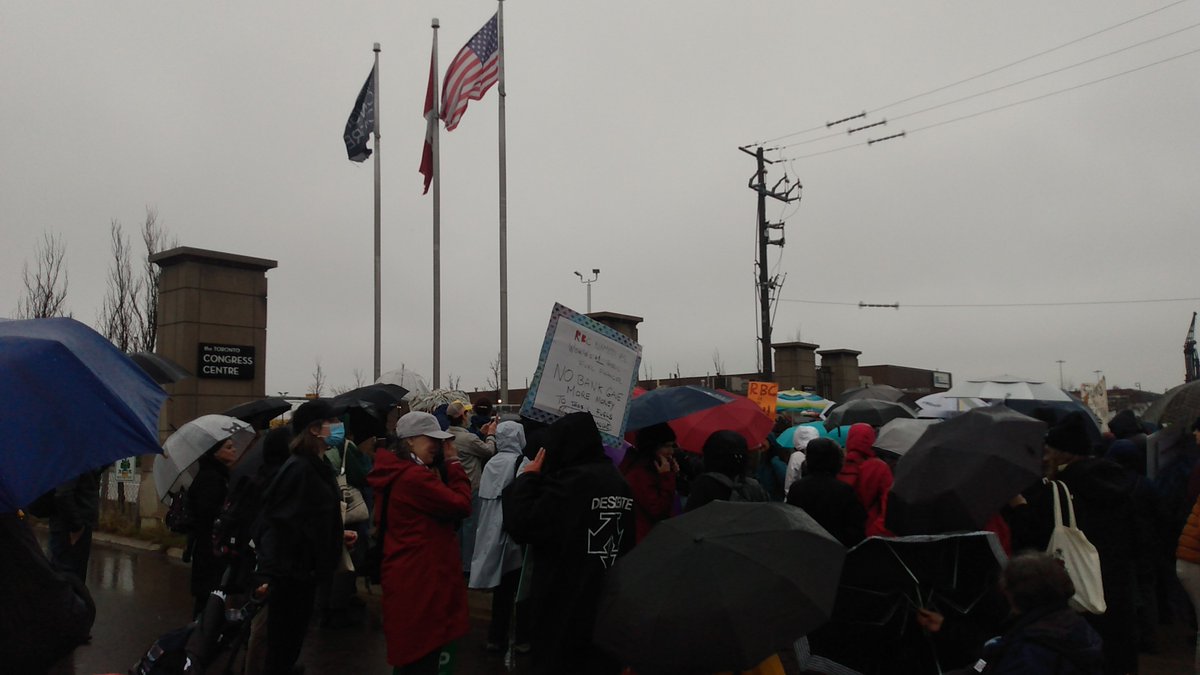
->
xmin=1056 ymin=360 xmax=1065 ymax=389
xmin=574 ymin=268 xmax=600 ymax=313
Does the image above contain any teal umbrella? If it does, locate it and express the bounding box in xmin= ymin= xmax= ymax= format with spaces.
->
xmin=778 ymin=421 xmax=853 ymax=447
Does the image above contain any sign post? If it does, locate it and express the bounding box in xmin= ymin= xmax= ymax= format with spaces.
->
xmin=520 ymin=304 xmax=642 ymax=446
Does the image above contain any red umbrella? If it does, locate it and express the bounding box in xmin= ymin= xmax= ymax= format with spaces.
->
xmin=668 ymin=391 xmax=774 ymax=454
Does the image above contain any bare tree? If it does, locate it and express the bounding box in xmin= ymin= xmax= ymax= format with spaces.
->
xmin=309 ymin=359 xmax=326 ymax=397
xmin=486 ymin=352 xmax=502 ymax=391
xmin=98 ymin=220 xmax=143 ymax=352
xmin=446 ymin=373 xmax=462 ymax=390
xmin=15 ymin=232 xmax=69 ymax=319
xmin=137 ymin=207 xmax=175 ymax=352
xmin=642 ymin=361 xmax=655 ymax=380
xmin=352 ymin=368 xmax=366 ymax=388
xmin=711 ymin=349 xmax=725 ymax=376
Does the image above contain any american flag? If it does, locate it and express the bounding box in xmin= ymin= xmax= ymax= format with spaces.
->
xmin=441 ymin=13 xmax=499 ymax=132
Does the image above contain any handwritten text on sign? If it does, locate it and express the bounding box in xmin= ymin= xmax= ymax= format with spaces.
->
xmin=747 ymin=381 xmax=779 ymax=419
xmin=531 ymin=319 xmax=638 ymax=437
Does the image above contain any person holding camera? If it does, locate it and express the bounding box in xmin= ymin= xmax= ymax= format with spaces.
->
xmin=368 ymin=411 xmax=472 ymax=674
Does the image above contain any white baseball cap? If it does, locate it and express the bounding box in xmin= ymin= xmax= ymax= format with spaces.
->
xmin=394 ymin=411 xmax=454 ymax=440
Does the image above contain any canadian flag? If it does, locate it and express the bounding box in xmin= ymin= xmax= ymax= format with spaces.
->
xmin=419 ymin=44 xmax=436 ymax=194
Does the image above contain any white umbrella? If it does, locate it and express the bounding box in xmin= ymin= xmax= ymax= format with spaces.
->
xmin=377 ymin=365 xmax=430 ymax=401
xmin=940 ymin=375 xmax=1072 ymax=402
xmin=915 ymin=392 xmax=986 ymax=419
xmin=407 ymin=389 xmax=471 ymax=413
xmin=153 ymin=414 xmax=255 ymax=501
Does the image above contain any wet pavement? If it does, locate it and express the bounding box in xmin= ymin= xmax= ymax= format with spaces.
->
xmin=37 ymin=532 xmax=1196 ymax=675
xmin=40 ymin=533 xmax=528 ymax=675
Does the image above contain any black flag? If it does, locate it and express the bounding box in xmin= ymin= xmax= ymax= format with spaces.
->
xmin=344 ymin=66 xmax=376 ymax=162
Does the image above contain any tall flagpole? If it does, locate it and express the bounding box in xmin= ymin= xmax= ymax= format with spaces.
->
xmin=497 ymin=0 xmax=510 ymax=405
xmin=372 ymin=43 xmax=382 ymax=382
xmin=432 ymin=19 xmax=442 ymax=389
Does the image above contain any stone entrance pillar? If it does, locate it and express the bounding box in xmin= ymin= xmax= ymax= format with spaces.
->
xmin=773 ymin=341 xmax=820 ymax=391
xmin=140 ymin=247 xmax=277 ymax=527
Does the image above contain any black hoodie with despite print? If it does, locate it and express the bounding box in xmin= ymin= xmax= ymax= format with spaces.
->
xmin=503 ymin=411 xmax=634 ymax=675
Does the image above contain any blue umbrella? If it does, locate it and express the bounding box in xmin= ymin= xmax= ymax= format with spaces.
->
xmin=0 ymin=317 xmax=167 ymax=512
xmin=626 ymin=385 xmax=734 ymax=431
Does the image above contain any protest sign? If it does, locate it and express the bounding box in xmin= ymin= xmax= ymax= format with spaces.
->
xmin=748 ymin=381 xmax=779 ymax=419
xmin=521 ymin=304 xmax=642 ymax=445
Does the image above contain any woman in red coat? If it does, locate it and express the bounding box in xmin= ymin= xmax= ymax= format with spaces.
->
xmin=367 ymin=411 xmax=472 ymax=674
xmin=620 ymin=423 xmax=679 ymax=543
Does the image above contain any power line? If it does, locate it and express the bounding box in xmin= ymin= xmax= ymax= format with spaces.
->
xmin=746 ymin=0 xmax=1194 ymax=148
xmin=783 ymin=45 xmax=1200 ymax=161
xmin=873 ymin=0 xmax=1193 ymax=114
xmin=889 ymin=20 xmax=1200 ymax=125
xmin=775 ymin=19 xmax=1200 ymax=152
xmin=779 ymin=296 xmax=1200 ymax=309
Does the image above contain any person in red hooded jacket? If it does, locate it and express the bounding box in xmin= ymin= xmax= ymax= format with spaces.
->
xmin=837 ymin=423 xmax=893 ymax=537
xmin=367 ymin=411 xmax=472 ymax=674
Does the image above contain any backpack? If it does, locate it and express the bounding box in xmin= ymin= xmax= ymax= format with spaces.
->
xmin=164 ymin=488 xmax=194 ymax=535
xmin=702 ymin=472 xmax=769 ymax=503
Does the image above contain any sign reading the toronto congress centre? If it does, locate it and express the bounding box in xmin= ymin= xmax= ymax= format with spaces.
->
xmin=196 ymin=343 xmax=255 ymax=380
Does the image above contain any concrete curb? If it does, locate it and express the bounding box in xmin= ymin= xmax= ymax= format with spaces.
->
xmin=90 ymin=530 xmax=164 ymax=553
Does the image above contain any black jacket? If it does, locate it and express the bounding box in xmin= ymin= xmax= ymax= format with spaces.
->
xmin=254 ymin=453 xmax=342 ymax=584
xmin=1009 ymin=458 xmax=1137 ymax=675
xmin=786 ymin=473 xmax=866 ymax=547
xmin=980 ymin=603 xmax=1103 ymax=674
xmin=188 ymin=455 xmax=230 ymax=597
xmin=0 ymin=513 xmax=94 ymax=673
xmin=503 ymin=412 xmax=634 ymax=675
xmin=49 ymin=470 xmax=101 ymax=533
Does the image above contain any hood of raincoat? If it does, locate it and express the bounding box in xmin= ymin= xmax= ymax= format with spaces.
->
xmin=845 ymin=423 xmax=877 ymax=459
xmin=793 ymin=425 xmax=820 ymax=451
xmin=495 ymin=420 xmax=526 ymax=455
xmin=541 ymin=412 xmax=608 ymax=475
xmin=478 ymin=421 xmax=529 ymax=500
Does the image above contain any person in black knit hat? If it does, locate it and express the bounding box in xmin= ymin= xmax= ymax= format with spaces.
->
xmin=1009 ymin=411 xmax=1139 ymax=675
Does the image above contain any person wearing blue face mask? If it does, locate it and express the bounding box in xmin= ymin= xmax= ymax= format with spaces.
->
xmin=317 ymin=417 xmax=368 ymax=628
xmin=254 ymin=399 xmax=359 ymax=675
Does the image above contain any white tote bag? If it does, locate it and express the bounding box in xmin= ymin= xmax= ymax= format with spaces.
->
xmin=1046 ymin=480 xmax=1106 ymax=614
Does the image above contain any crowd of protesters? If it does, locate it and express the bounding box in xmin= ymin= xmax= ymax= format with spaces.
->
xmin=18 ymin=387 xmax=1200 ymax=675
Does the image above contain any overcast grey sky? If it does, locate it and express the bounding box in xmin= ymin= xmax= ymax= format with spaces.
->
xmin=3 ymin=1 xmax=1198 ymax=397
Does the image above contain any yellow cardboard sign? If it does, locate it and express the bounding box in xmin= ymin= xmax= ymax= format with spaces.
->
xmin=747 ymin=381 xmax=779 ymax=419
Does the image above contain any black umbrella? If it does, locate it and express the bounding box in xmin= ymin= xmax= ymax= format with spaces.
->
xmin=886 ymin=404 xmax=1044 ymax=536
xmin=824 ymin=399 xmax=915 ymax=430
xmin=130 ymin=351 xmax=192 ymax=384
xmin=330 ymin=383 xmax=408 ymax=412
xmin=223 ymin=397 xmax=293 ymax=431
xmin=626 ymin=385 xmax=733 ymax=431
xmin=802 ymin=532 xmax=1007 ymax=675
xmin=1002 ymin=396 xmax=1102 ymax=446
xmin=331 ymin=384 xmax=407 ymax=441
xmin=837 ymin=384 xmax=906 ymax=404
xmin=593 ymin=501 xmax=845 ymax=674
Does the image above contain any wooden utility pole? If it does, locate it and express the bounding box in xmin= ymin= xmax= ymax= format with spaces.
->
xmin=739 ymin=145 xmax=799 ymax=381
